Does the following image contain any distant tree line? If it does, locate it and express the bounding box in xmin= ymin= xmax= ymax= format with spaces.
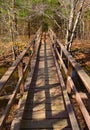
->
xmin=0 ymin=0 xmax=90 ymax=53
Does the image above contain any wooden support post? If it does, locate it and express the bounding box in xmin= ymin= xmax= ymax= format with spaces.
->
xmin=68 ymin=62 xmax=73 ymax=77
xmin=66 ymin=62 xmax=73 ymax=94
xmin=60 ymin=49 xmax=62 ymax=69
xmin=18 ymin=61 xmax=24 ymax=96
xmin=33 ymin=41 xmax=35 ymax=54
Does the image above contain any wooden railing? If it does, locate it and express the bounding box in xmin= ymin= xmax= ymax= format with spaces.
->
xmin=48 ymin=28 xmax=90 ymax=129
xmin=0 ymin=27 xmax=42 ymax=130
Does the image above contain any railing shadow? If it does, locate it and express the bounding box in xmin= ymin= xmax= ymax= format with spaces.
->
xmin=21 ymin=36 xmax=70 ymax=129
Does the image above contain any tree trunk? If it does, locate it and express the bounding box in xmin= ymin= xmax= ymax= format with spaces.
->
xmin=28 ymin=21 xmax=31 ymax=38
xmin=65 ymin=0 xmax=85 ymax=51
xmin=12 ymin=0 xmax=17 ymax=60
xmin=82 ymin=20 xmax=85 ymax=39
xmin=65 ymin=0 xmax=76 ymax=49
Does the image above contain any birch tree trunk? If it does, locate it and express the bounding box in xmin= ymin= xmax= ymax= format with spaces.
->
xmin=65 ymin=0 xmax=85 ymax=51
xmin=67 ymin=0 xmax=85 ymax=51
xmin=65 ymin=0 xmax=76 ymax=49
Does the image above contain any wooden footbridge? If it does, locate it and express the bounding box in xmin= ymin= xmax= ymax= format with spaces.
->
xmin=0 ymin=28 xmax=90 ymax=130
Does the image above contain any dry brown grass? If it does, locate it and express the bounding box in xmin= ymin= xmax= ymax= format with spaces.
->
xmin=71 ymin=39 xmax=90 ymax=76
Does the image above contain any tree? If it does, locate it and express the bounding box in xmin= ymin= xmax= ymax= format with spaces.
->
xmin=65 ymin=0 xmax=85 ymax=51
xmin=0 ymin=0 xmax=90 ymax=54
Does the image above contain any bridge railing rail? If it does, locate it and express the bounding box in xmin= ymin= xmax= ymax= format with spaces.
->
xmin=48 ymin=28 xmax=90 ymax=129
xmin=0 ymin=27 xmax=42 ymax=129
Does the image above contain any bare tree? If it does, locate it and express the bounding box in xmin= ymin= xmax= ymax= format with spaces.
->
xmin=65 ymin=0 xmax=85 ymax=51
xmin=8 ymin=0 xmax=18 ymax=60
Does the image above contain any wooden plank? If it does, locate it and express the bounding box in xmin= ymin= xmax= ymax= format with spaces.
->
xmin=23 ymin=110 xmax=68 ymax=120
xmin=0 ymin=93 xmax=20 ymax=100
xmin=10 ymin=39 xmax=41 ymax=130
xmin=0 ymin=77 xmax=23 ymax=129
xmin=0 ymin=26 xmax=42 ymax=96
xmin=20 ymin=37 xmax=70 ymax=130
xmin=20 ymin=128 xmax=72 ymax=130
xmin=0 ymin=28 xmax=42 ymax=129
xmin=50 ymin=41 xmax=80 ymax=130
xmin=0 ymin=46 xmax=37 ymax=129
xmin=10 ymin=93 xmax=27 ymax=130
xmin=56 ymin=39 xmax=90 ymax=93
xmin=49 ymin=29 xmax=90 ymax=93
xmin=0 ymin=42 xmax=33 ymax=95
xmin=55 ymin=47 xmax=67 ymax=75
xmin=18 ymin=61 xmax=24 ymax=95
xmin=67 ymin=76 xmax=90 ymax=129
xmin=21 ymin=119 xmax=69 ymax=129
xmin=24 ymin=101 xmax=65 ymax=112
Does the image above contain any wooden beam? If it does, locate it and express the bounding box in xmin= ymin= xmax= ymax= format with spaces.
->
xmin=56 ymin=39 xmax=90 ymax=93
xmin=49 ymin=29 xmax=90 ymax=93
xmin=0 ymin=27 xmax=42 ymax=129
xmin=49 ymin=37 xmax=80 ymax=130
xmin=0 ymin=26 xmax=42 ymax=96
xmin=10 ymin=37 xmax=41 ymax=130
xmin=67 ymin=76 xmax=90 ymax=129
xmin=0 ymin=42 xmax=33 ymax=95
xmin=55 ymin=47 xmax=67 ymax=75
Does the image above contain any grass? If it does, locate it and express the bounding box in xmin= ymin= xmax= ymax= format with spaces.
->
xmin=71 ymin=39 xmax=90 ymax=76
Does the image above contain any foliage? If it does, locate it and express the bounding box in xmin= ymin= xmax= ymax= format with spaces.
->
xmin=0 ymin=0 xmax=90 ymax=40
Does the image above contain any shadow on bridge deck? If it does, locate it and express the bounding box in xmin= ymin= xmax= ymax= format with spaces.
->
xmin=20 ymin=35 xmax=71 ymax=130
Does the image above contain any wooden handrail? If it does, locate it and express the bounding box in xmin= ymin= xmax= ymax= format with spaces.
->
xmin=57 ymin=39 xmax=90 ymax=93
xmin=67 ymin=76 xmax=90 ymax=129
xmin=10 ymin=35 xmax=41 ymax=130
xmin=0 ymin=27 xmax=42 ymax=95
xmin=49 ymin=28 xmax=90 ymax=93
xmin=50 ymin=40 xmax=80 ymax=130
xmin=48 ymin=28 xmax=90 ymax=130
xmin=0 ymin=27 xmax=42 ymax=129
xmin=0 ymin=43 xmax=32 ymax=95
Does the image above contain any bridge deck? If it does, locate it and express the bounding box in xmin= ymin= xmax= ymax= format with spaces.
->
xmin=20 ymin=36 xmax=71 ymax=129
xmin=1 ymin=29 xmax=90 ymax=130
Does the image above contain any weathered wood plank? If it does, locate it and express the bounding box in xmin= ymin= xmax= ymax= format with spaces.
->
xmin=55 ymin=47 xmax=67 ymax=75
xmin=0 ymin=77 xmax=23 ymax=129
xmin=10 ymin=37 xmax=41 ymax=130
xmin=19 ymin=37 xmax=71 ymax=130
xmin=0 ymin=42 xmax=33 ymax=95
xmin=56 ymin=39 xmax=90 ymax=93
xmin=50 ymin=40 xmax=80 ymax=130
xmin=18 ymin=61 xmax=24 ymax=95
xmin=67 ymin=76 xmax=90 ymax=129
xmin=23 ymin=110 xmax=68 ymax=120
xmin=21 ymin=119 xmax=69 ymax=129
xmin=0 ymin=48 xmax=36 ymax=129
xmin=0 ymin=27 xmax=42 ymax=96
xmin=49 ymin=29 xmax=90 ymax=93
xmin=49 ymin=29 xmax=90 ymax=129
xmin=20 ymin=128 xmax=72 ymax=130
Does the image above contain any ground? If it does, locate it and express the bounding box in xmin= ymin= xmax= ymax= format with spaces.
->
xmin=71 ymin=39 xmax=90 ymax=76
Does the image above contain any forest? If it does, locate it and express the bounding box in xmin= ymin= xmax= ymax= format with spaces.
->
xmin=0 ymin=0 xmax=90 ymax=130
xmin=0 ymin=0 xmax=90 ymax=74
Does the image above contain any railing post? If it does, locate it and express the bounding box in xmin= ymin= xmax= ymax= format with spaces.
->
xmin=60 ymin=49 xmax=63 ymax=69
xmin=18 ymin=61 xmax=24 ymax=96
xmin=68 ymin=62 xmax=73 ymax=76
xmin=33 ymin=41 xmax=35 ymax=55
xmin=66 ymin=62 xmax=73 ymax=94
